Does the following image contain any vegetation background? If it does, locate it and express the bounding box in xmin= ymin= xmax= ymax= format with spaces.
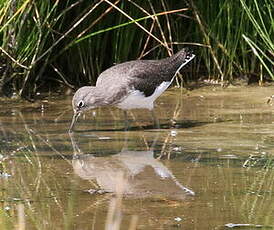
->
xmin=0 ymin=0 xmax=273 ymax=99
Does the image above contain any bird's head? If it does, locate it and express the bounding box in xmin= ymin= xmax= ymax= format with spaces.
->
xmin=72 ymin=86 xmax=97 ymax=113
xmin=69 ymin=86 xmax=100 ymax=132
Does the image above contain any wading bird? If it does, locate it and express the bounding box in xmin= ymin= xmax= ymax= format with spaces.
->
xmin=69 ymin=49 xmax=195 ymax=132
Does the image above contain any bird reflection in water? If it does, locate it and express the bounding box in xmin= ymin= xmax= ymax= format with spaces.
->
xmin=69 ymin=132 xmax=194 ymax=200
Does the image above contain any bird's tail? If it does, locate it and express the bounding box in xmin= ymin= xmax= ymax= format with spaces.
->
xmin=173 ymin=49 xmax=195 ymax=76
xmin=159 ymin=48 xmax=195 ymax=80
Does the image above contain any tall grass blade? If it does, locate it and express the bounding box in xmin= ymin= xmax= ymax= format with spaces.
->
xmin=243 ymin=35 xmax=274 ymax=79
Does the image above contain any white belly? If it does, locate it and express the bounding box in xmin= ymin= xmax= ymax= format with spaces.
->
xmin=116 ymin=81 xmax=171 ymax=110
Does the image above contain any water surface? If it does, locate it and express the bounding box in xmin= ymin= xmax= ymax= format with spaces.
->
xmin=1 ymin=86 xmax=274 ymax=229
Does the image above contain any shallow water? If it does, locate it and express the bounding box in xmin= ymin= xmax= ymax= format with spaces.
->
xmin=1 ymin=86 xmax=274 ymax=229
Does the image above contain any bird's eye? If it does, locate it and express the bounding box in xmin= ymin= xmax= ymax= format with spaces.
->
xmin=77 ymin=100 xmax=85 ymax=108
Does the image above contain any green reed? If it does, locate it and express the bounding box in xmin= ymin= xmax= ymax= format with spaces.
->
xmin=188 ymin=0 xmax=273 ymax=82
xmin=240 ymin=0 xmax=274 ymax=79
xmin=0 ymin=0 xmax=273 ymax=98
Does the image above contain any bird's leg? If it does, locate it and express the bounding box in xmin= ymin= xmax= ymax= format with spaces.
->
xmin=122 ymin=129 xmax=129 ymax=152
xmin=170 ymin=118 xmax=177 ymax=128
xmin=150 ymin=110 xmax=160 ymax=129
xmin=123 ymin=110 xmax=130 ymax=131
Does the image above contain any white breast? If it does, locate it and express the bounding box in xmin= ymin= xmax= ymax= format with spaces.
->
xmin=116 ymin=81 xmax=171 ymax=110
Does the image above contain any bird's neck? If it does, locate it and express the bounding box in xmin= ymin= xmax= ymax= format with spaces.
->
xmin=90 ymin=86 xmax=122 ymax=107
xmin=86 ymin=87 xmax=111 ymax=107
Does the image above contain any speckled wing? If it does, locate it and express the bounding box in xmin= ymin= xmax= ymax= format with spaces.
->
xmin=96 ymin=60 xmax=173 ymax=98
xmin=95 ymin=49 xmax=194 ymax=102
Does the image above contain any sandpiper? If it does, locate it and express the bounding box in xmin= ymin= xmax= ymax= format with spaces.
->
xmin=69 ymin=49 xmax=195 ymax=131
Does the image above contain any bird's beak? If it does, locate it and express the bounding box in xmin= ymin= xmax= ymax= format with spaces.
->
xmin=69 ymin=111 xmax=81 ymax=132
